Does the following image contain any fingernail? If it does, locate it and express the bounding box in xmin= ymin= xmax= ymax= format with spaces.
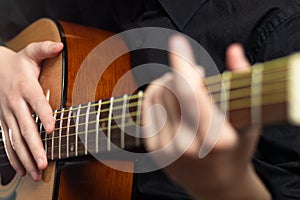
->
xmin=45 ymin=122 xmax=54 ymax=133
xmin=17 ymin=169 xmax=26 ymax=177
xmin=50 ymin=42 xmax=61 ymax=50
xmin=37 ymin=158 xmax=44 ymax=169
xmin=30 ymin=171 xmax=39 ymax=180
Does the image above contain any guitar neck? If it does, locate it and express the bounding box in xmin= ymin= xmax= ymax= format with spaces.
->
xmin=1 ymin=53 xmax=300 ymax=161
xmin=39 ymin=91 xmax=144 ymax=161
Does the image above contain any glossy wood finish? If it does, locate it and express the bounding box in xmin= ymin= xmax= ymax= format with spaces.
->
xmin=58 ymin=21 xmax=136 ymax=200
xmin=3 ymin=18 xmax=136 ymax=200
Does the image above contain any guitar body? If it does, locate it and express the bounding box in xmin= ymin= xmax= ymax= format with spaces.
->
xmin=2 ymin=18 xmax=136 ymax=200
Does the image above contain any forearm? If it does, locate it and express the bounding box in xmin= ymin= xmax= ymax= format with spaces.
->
xmin=188 ymin=165 xmax=271 ymax=200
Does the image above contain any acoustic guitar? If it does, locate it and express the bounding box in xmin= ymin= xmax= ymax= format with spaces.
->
xmin=0 ymin=18 xmax=138 ymax=200
xmin=1 ymin=18 xmax=300 ymax=200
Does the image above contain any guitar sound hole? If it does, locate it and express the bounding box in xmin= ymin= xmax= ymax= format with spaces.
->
xmin=0 ymin=145 xmax=16 ymax=185
xmin=0 ymin=165 xmax=16 ymax=186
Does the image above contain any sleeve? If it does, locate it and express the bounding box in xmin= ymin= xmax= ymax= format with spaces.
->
xmin=246 ymin=3 xmax=300 ymax=199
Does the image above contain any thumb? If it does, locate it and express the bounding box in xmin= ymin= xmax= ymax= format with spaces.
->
xmin=20 ymin=41 xmax=63 ymax=64
xmin=226 ymin=44 xmax=250 ymax=72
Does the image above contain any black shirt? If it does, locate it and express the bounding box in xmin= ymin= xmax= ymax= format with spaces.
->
xmin=115 ymin=1 xmax=300 ymax=199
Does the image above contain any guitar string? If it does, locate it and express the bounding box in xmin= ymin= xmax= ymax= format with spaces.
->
xmin=0 ymin=65 xmax=289 ymax=151
xmin=35 ymin=63 xmax=288 ymax=122
xmin=0 ymin=78 xmax=288 ymax=146
xmin=0 ymin=138 xmax=140 ymax=167
xmin=0 ymin=124 xmax=141 ymax=162
xmin=0 ymin=88 xmax=287 ymax=148
xmin=37 ymin=74 xmax=289 ymax=135
xmin=1 ymin=65 xmax=290 ymax=166
xmin=0 ymin=64 xmax=286 ymax=136
xmin=0 ymin=89 xmax=288 ymax=155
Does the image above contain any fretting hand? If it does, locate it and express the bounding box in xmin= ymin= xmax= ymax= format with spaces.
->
xmin=142 ymin=36 xmax=271 ymax=200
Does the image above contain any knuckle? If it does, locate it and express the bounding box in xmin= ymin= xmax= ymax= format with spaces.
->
xmin=6 ymin=94 xmax=20 ymax=108
xmin=20 ymin=128 xmax=32 ymax=139
xmin=41 ymin=41 xmax=52 ymax=50
xmin=31 ymin=97 xmax=46 ymax=111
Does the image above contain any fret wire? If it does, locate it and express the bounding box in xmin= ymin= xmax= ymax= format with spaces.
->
xmin=121 ymin=94 xmax=128 ymax=148
xmin=40 ymin=75 xmax=288 ymax=130
xmin=53 ymin=93 xmax=142 ymax=115
xmin=208 ymin=69 xmax=287 ymax=93
xmin=42 ymin=138 xmax=140 ymax=160
xmin=85 ymin=102 xmax=91 ymax=155
xmin=42 ymin=120 xmax=138 ymax=143
xmin=75 ymin=104 xmax=82 ymax=156
xmin=44 ymin=124 xmax=48 ymax=157
xmin=35 ymin=77 xmax=288 ymax=137
xmin=51 ymin=110 xmax=58 ymax=160
xmin=0 ymin=124 xmax=142 ymax=160
xmin=0 ymin=91 xmax=286 ymax=148
xmin=39 ymin=92 xmax=285 ymax=144
xmin=42 ymin=74 xmax=287 ymax=128
xmin=37 ymin=79 xmax=287 ymax=137
xmin=59 ymin=108 xmax=64 ymax=159
xmin=206 ymin=62 xmax=287 ymax=85
xmin=107 ymin=97 xmax=114 ymax=151
xmin=135 ymin=91 xmax=143 ymax=146
xmin=44 ymin=92 xmax=286 ymax=142
xmin=56 ymin=101 xmax=140 ymax=122
xmin=0 ymin=135 xmax=141 ymax=162
xmin=251 ymin=65 xmax=263 ymax=125
xmin=212 ymin=80 xmax=287 ymax=104
xmin=0 ymin=59 xmax=292 ymax=152
xmin=41 ymin=113 xmax=139 ymax=142
xmin=66 ymin=106 xmax=72 ymax=158
xmin=96 ymin=100 xmax=102 ymax=153
xmin=220 ymin=72 xmax=231 ymax=114
xmin=216 ymin=92 xmax=286 ymax=111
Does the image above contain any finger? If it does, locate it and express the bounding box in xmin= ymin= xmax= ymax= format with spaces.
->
xmin=21 ymin=80 xmax=54 ymax=134
xmin=168 ymin=35 xmax=204 ymax=94
xmin=168 ymin=35 xmax=204 ymax=125
xmin=2 ymin=109 xmax=42 ymax=181
xmin=0 ymin=119 xmax=26 ymax=176
xmin=10 ymin=98 xmax=48 ymax=171
xmin=226 ymin=44 xmax=250 ymax=72
xmin=21 ymin=41 xmax=63 ymax=64
xmin=142 ymin=74 xmax=172 ymax=137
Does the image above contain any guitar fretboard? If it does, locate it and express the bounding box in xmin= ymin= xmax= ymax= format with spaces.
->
xmin=40 ymin=91 xmax=144 ymax=161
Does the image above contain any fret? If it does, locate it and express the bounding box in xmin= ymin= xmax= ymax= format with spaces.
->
xmin=96 ymin=100 xmax=102 ymax=153
xmin=121 ymin=95 xmax=128 ymax=149
xmin=289 ymin=54 xmax=300 ymax=124
xmin=251 ymin=65 xmax=263 ymax=126
xmin=66 ymin=106 xmax=73 ymax=158
xmin=135 ymin=91 xmax=143 ymax=146
xmin=58 ymin=108 xmax=65 ymax=159
xmin=51 ymin=110 xmax=58 ymax=160
xmin=34 ymin=115 xmax=43 ymax=138
xmin=107 ymin=97 xmax=114 ymax=151
xmin=220 ymin=73 xmax=231 ymax=114
xmin=85 ymin=102 xmax=91 ymax=155
xmin=44 ymin=125 xmax=48 ymax=158
xmin=75 ymin=104 xmax=82 ymax=156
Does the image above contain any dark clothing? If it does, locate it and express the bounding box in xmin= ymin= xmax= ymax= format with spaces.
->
xmin=1 ymin=0 xmax=300 ymax=199
xmin=114 ymin=1 xmax=300 ymax=199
